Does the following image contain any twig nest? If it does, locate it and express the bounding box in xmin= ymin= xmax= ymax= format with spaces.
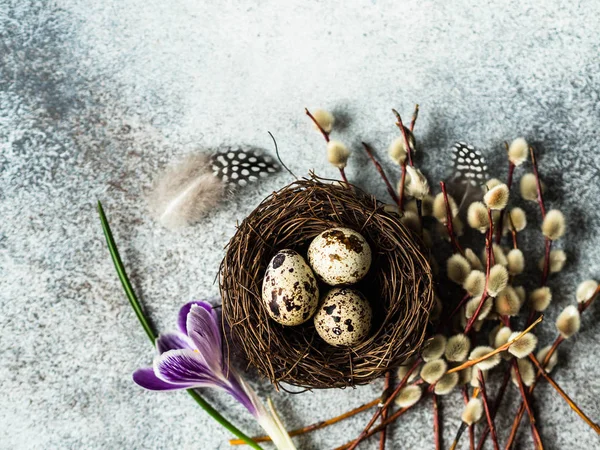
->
xmin=220 ymin=177 xmax=434 ymax=388
xmin=262 ymin=250 xmax=319 ymax=325
xmin=308 ymin=227 xmax=372 ymax=285
xmin=313 ymin=288 xmax=372 ymax=346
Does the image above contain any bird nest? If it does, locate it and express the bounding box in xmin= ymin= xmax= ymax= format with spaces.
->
xmin=220 ymin=177 xmax=434 ymax=389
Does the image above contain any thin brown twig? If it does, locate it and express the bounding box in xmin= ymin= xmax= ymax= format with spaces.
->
xmin=461 ymin=387 xmax=475 ymax=450
xmin=409 ymin=104 xmax=419 ymax=132
xmin=464 ymin=210 xmax=494 ymax=333
xmin=433 ymin=394 xmax=441 ymax=450
xmin=448 ymin=316 xmax=543 ymax=374
xmin=392 ymin=109 xmax=414 ymax=166
xmin=440 ymin=181 xmax=465 ymax=256
xmin=512 ymin=359 xmax=544 ymax=449
xmin=305 ymin=108 xmax=330 ymax=142
xmin=476 ymin=369 xmax=511 ymax=450
xmin=335 ymin=401 xmax=418 ymax=450
xmin=478 ymin=370 xmax=500 ymax=450
xmin=361 ymin=142 xmax=400 ymax=205
xmin=528 ymin=354 xmax=600 ymax=434
xmin=379 ymin=371 xmax=392 ymax=450
xmin=346 ymin=358 xmax=422 ymax=450
xmin=529 ymin=146 xmax=546 ymax=217
xmin=496 ymin=141 xmax=514 ymax=243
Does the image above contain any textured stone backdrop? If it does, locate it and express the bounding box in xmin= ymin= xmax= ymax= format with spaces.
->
xmin=1 ymin=1 xmax=599 ymax=449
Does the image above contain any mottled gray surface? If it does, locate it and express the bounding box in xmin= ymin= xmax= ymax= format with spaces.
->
xmin=1 ymin=0 xmax=600 ymax=449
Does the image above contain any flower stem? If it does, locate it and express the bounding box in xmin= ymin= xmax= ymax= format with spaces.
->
xmin=97 ymin=201 xmax=263 ymax=450
xmin=433 ymin=394 xmax=441 ymax=450
xmin=230 ymin=398 xmax=381 ymax=445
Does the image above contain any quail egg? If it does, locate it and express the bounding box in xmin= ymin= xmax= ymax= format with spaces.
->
xmin=308 ymin=227 xmax=372 ymax=285
xmin=313 ymin=288 xmax=372 ymax=346
xmin=262 ymin=249 xmax=319 ymax=326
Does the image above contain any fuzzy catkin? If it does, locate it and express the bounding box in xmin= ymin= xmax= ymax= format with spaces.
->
xmin=576 ymin=280 xmax=599 ymax=303
xmin=556 ymin=305 xmax=581 ymax=338
xmin=542 ymin=209 xmax=566 ymax=240
xmin=508 ymin=137 xmax=529 ymax=166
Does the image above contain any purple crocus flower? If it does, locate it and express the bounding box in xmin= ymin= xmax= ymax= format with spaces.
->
xmin=133 ymin=301 xmax=295 ymax=450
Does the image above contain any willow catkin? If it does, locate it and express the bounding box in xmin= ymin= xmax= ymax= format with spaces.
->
xmin=508 ymin=137 xmax=529 ymax=166
xmin=433 ymin=192 xmax=458 ymax=223
xmin=469 ymin=346 xmax=501 ymax=370
xmin=465 ymin=248 xmax=483 ymax=271
xmin=447 ymin=254 xmax=472 ymax=284
xmin=462 ymin=399 xmax=484 ymax=425
xmin=520 ymin=173 xmax=540 ymax=201
xmin=507 ymin=249 xmax=525 ymax=275
xmin=511 ymin=358 xmax=535 ymax=386
xmin=445 ymin=334 xmax=471 ymax=362
xmin=422 ymin=335 xmax=447 ymax=362
xmin=539 ymin=249 xmax=566 ymax=273
xmin=326 ymin=140 xmax=350 ymax=168
xmin=434 ymin=372 xmax=459 ymax=395
xmin=542 ymin=209 xmax=566 ymax=240
xmin=466 ymin=296 xmax=493 ymax=320
xmin=556 ymin=305 xmax=581 ymax=338
xmin=536 ymin=345 xmax=559 ymax=373
xmin=420 ymin=359 xmax=447 ymax=384
xmin=312 ymin=109 xmax=335 ymax=133
xmin=404 ymin=166 xmax=430 ymax=200
xmin=484 ymin=183 xmax=509 ymax=210
xmin=395 ymin=385 xmax=422 ymax=408
xmin=508 ymin=332 xmax=538 ymax=358
xmin=467 ymin=202 xmax=490 ymax=232
xmin=506 ymin=207 xmax=527 ymax=232
xmin=463 ymin=270 xmax=486 ymax=296
xmin=495 ymin=286 xmax=521 ymax=316
xmin=576 ymin=279 xmax=599 ymax=303
xmin=487 ymin=265 xmax=509 ymax=297
xmin=529 ymin=286 xmax=552 ymax=312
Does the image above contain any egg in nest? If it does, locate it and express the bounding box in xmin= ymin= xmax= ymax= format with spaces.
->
xmin=313 ymin=288 xmax=372 ymax=346
xmin=261 ymin=249 xmax=319 ymax=325
xmin=308 ymin=227 xmax=372 ymax=285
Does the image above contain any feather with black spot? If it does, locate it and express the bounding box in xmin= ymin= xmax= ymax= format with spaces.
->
xmin=210 ymin=147 xmax=280 ymax=187
xmin=450 ymin=142 xmax=489 ymax=187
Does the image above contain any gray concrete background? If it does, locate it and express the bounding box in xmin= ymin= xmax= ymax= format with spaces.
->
xmin=1 ymin=0 xmax=600 ymax=448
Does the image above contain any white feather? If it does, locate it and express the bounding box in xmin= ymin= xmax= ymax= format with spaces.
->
xmin=148 ymin=154 xmax=225 ymax=229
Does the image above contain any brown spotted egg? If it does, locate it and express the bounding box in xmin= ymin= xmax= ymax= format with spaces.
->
xmin=262 ymin=249 xmax=319 ymax=326
xmin=314 ymin=288 xmax=372 ymax=347
xmin=308 ymin=227 xmax=372 ymax=285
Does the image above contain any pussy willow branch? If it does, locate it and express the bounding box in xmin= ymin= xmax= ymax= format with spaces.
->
xmin=361 ymin=142 xmax=400 ymax=205
xmin=506 ymin=287 xmax=599 ymax=448
xmin=393 ymin=105 xmax=419 ymax=212
xmin=346 ymin=358 xmax=421 ymax=450
xmin=440 ymin=181 xmax=465 ymax=256
xmin=528 ymin=354 xmax=600 ymax=433
xmin=433 ymin=394 xmax=441 ymax=450
xmin=512 ymin=360 xmax=544 ymax=449
xmin=496 ymin=142 xmax=514 ymax=244
xmin=475 ymin=369 xmax=512 ymax=450
xmin=305 ymin=108 xmax=350 ymax=186
xmin=379 ymin=371 xmax=392 ymax=450
xmin=478 ymin=370 xmax=500 ymax=450
xmin=461 ymin=387 xmax=475 ymax=450
xmin=464 ymin=209 xmax=494 ymax=334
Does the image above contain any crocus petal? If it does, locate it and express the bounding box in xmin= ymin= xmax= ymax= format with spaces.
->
xmin=226 ymin=374 xmax=260 ymax=416
xmin=186 ymin=304 xmax=224 ymax=371
xmin=133 ymin=367 xmax=195 ymax=391
xmin=178 ymin=301 xmax=213 ymax=335
xmin=156 ymin=333 xmax=194 ymax=354
xmin=154 ymin=349 xmax=224 ymax=388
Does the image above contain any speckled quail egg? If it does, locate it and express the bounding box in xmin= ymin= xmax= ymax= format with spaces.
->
xmin=262 ymin=249 xmax=319 ymax=326
xmin=307 ymin=227 xmax=372 ymax=286
xmin=313 ymin=288 xmax=372 ymax=347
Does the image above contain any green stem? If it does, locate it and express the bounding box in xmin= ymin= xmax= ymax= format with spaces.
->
xmin=97 ymin=201 xmax=263 ymax=450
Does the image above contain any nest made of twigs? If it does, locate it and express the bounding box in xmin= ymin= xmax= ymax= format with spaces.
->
xmin=220 ymin=176 xmax=434 ymax=389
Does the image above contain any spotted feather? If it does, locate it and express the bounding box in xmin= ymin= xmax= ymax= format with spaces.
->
xmin=450 ymin=142 xmax=489 ymax=186
xmin=210 ymin=147 xmax=280 ymax=187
